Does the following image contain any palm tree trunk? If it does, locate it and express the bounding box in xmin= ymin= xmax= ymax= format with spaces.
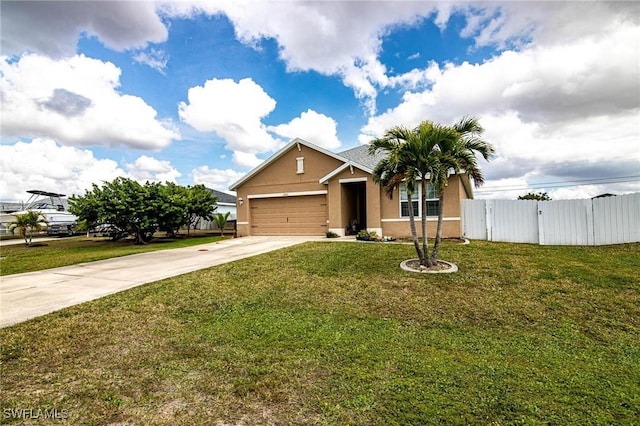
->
xmin=431 ymin=192 xmax=444 ymax=263
xmin=407 ymin=192 xmax=423 ymax=262
xmin=421 ymin=182 xmax=432 ymax=267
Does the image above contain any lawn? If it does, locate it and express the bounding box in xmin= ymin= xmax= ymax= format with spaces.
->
xmin=0 ymin=233 xmax=225 ymax=276
xmin=1 ymin=241 xmax=638 ymax=424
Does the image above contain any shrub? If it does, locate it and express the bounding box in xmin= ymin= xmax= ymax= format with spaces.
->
xmin=356 ymin=229 xmax=379 ymax=241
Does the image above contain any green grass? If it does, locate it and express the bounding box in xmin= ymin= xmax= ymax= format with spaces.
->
xmin=1 ymin=241 xmax=639 ymax=424
xmin=0 ymin=234 xmax=225 ymax=275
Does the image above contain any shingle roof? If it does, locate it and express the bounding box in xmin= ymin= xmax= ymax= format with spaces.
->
xmin=208 ymin=188 xmax=236 ymax=204
xmin=338 ymin=145 xmax=386 ymax=171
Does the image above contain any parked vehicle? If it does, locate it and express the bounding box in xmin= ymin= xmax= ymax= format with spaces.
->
xmin=0 ymin=190 xmax=78 ymax=237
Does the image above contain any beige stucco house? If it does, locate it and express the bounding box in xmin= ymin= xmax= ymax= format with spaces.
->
xmin=229 ymin=138 xmax=474 ymax=238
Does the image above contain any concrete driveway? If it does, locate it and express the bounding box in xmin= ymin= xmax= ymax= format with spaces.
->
xmin=0 ymin=236 xmax=320 ymax=328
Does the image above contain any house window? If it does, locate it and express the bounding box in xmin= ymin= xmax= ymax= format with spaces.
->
xmin=296 ymin=157 xmax=304 ymax=174
xmin=399 ymin=183 xmax=439 ymax=217
xmin=400 ymin=183 xmax=419 ymax=217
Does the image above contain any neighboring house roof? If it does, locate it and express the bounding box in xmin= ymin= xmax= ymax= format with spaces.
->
xmin=208 ymin=188 xmax=237 ymax=205
xmin=229 ymin=138 xmax=350 ymax=190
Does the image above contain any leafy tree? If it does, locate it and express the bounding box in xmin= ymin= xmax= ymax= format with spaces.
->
xmin=70 ymin=177 xmax=160 ymax=244
xmin=68 ymin=189 xmax=101 ymax=235
xmin=518 ymin=192 xmax=551 ymax=201
xmin=370 ymin=117 xmax=494 ymax=267
xmin=157 ymin=183 xmax=189 ymax=237
xmin=184 ymin=185 xmax=217 ymax=235
xmin=70 ymin=179 xmax=219 ymax=243
xmin=213 ymin=211 xmax=230 ymax=236
xmin=9 ymin=210 xmax=48 ymax=246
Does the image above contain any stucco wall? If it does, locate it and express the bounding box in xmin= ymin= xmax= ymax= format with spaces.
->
xmin=234 ymin=144 xmax=343 ymax=236
xmin=233 ymin=141 xmax=473 ymax=238
xmin=378 ymin=175 xmax=469 ymax=239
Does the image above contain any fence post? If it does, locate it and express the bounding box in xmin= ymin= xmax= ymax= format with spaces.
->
xmin=585 ymin=198 xmax=595 ymax=246
xmin=537 ymin=201 xmax=545 ymax=245
xmin=485 ymin=200 xmax=493 ymax=241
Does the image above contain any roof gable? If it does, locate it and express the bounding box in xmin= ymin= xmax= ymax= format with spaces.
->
xmin=229 ymin=138 xmax=349 ymax=190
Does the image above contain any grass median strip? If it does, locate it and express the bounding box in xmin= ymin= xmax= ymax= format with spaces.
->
xmin=1 ymin=241 xmax=638 ymax=424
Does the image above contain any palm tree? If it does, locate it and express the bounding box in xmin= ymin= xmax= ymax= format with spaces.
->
xmin=9 ymin=210 xmax=49 ymax=246
xmin=429 ymin=117 xmax=494 ymax=263
xmin=370 ymin=117 xmax=494 ymax=268
xmin=213 ymin=211 xmax=230 ymax=236
xmin=369 ymin=126 xmax=425 ymax=263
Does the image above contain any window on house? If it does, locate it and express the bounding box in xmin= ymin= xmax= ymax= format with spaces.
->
xmin=296 ymin=157 xmax=304 ymax=174
xmin=400 ymin=183 xmax=419 ymax=217
xmin=399 ymin=183 xmax=439 ymax=217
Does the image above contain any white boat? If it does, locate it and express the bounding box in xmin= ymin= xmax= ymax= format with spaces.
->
xmin=0 ymin=190 xmax=78 ymax=236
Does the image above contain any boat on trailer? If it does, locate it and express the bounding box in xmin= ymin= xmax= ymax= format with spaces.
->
xmin=0 ymin=190 xmax=78 ymax=236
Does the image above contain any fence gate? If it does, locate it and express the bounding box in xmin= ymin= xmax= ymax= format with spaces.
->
xmin=538 ymin=199 xmax=594 ymax=246
xmin=491 ymin=200 xmax=539 ymax=244
xmin=461 ymin=199 xmax=487 ymax=240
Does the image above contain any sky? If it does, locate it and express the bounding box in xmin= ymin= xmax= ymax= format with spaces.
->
xmin=1 ymin=0 xmax=639 ymax=203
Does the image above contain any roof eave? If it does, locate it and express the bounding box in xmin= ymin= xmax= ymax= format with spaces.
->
xmin=319 ymin=161 xmax=374 ymax=184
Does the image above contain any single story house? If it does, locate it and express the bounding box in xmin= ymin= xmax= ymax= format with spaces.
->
xmin=209 ymin=188 xmax=237 ymax=221
xmin=229 ymin=138 xmax=474 ymax=238
xmin=197 ymin=189 xmax=237 ymax=231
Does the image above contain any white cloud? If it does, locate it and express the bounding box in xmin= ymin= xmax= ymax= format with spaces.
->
xmin=162 ymin=2 xmax=640 ymax=119
xmin=0 ymin=54 xmax=180 ymax=150
xmin=231 ymin=152 xmax=263 ymax=169
xmin=0 ymin=1 xmax=168 ymax=57
xmin=459 ymin=2 xmax=639 ymax=51
xmin=179 ymin=78 xmax=343 ymax=166
xmin=0 ymin=139 xmax=127 ymax=201
xmin=162 ymin=1 xmax=435 ymax=115
xmin=178 ymin=77 xmax=285 ymax=167
xmin=5 ymin=1 xmax=636 ymax=124
xmin=269 ymin=110 xmax=341 ymax=150
xmin=0 ymin=139 xmax=188 ymax=202
xmin=125 ymin=155 xmax=181 ymax=183
xmin=358 ymin=18 xmax=640 ymax=198
xmin=191 ymin=166 xmax=244 ymax=193
xmin=132 ymin=48 xmax=169 ymax=73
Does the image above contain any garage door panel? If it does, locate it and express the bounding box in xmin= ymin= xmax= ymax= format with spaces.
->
xmin=250 ymin=195 xmax=327 ymax=235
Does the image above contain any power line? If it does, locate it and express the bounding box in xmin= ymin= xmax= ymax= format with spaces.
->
xmin=476 ymin=175 xmax=640 ymax=193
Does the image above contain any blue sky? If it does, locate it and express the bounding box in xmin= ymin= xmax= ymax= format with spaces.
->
xmin=1 ymin=1 xmax=639 ymax=202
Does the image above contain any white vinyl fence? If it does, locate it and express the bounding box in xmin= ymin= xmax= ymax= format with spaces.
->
xmin=462 ymin=193 xmax=640 ymax=246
